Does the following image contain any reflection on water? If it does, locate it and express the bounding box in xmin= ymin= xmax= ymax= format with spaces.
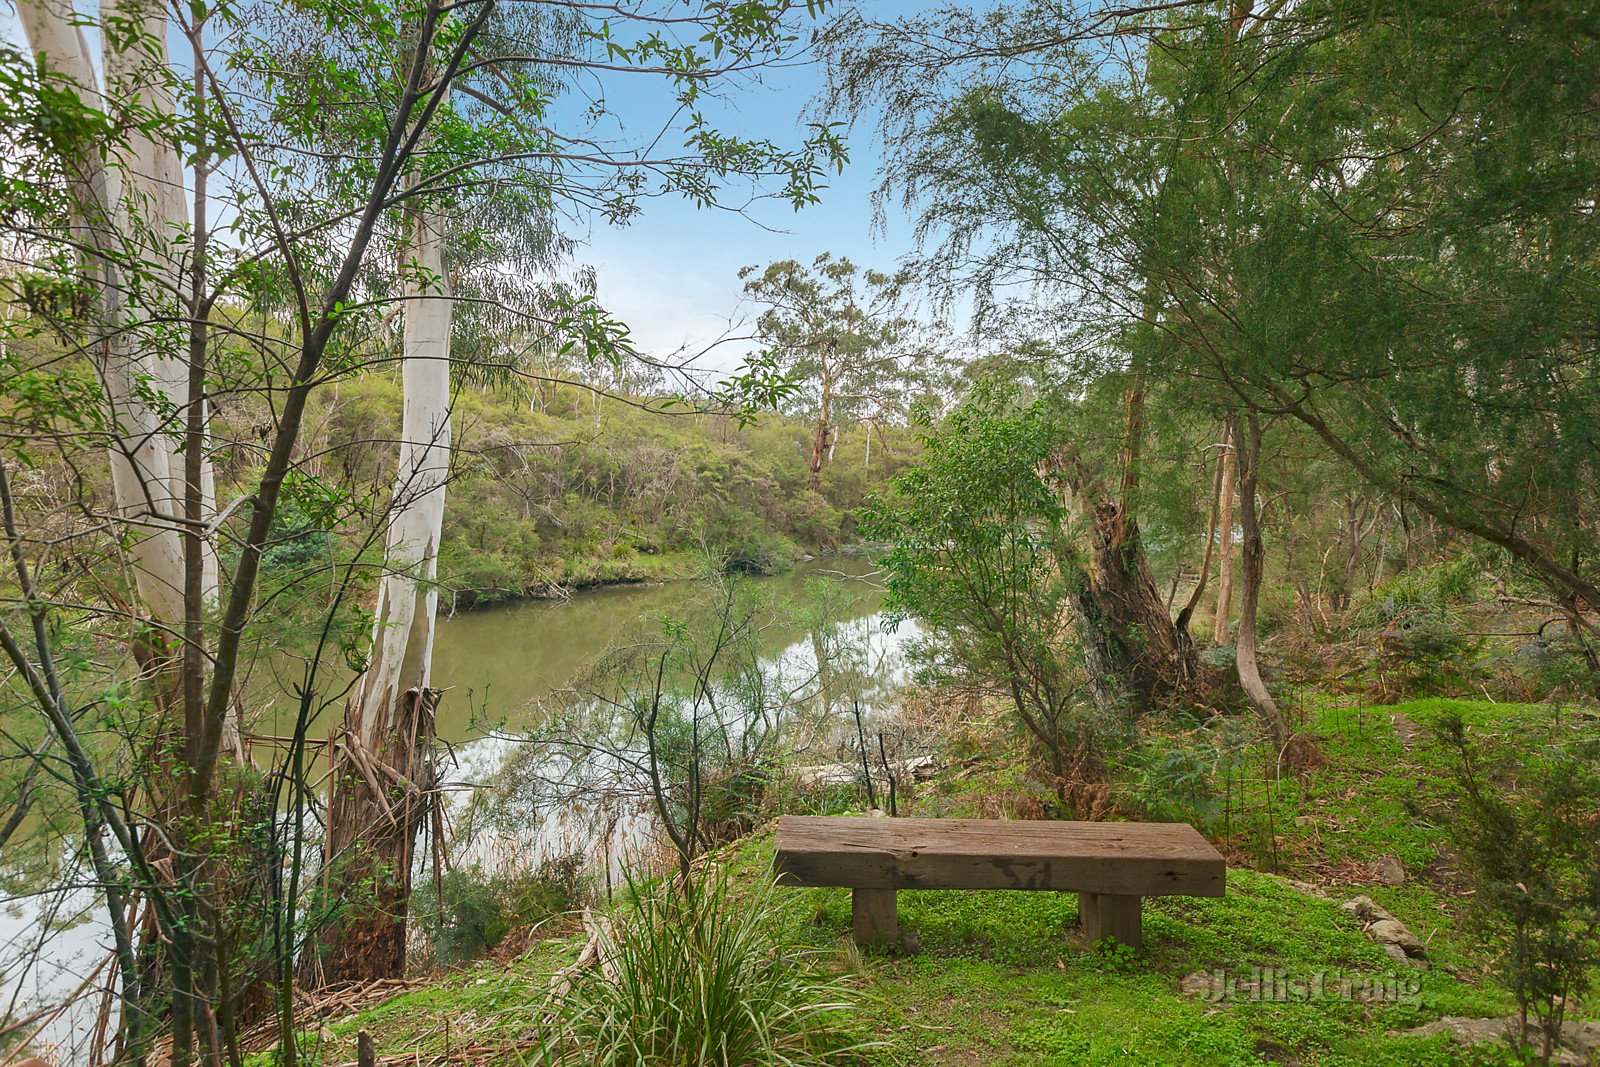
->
xmin=0 ymin=557 xmax=916 ymax=1063
xmin=248 ymin=558 xmax=892 ymax=744
xmin=429 ymin=557 xmax=892 ymax=740
xmin=446 ymin=600 xmax=921 ymax=887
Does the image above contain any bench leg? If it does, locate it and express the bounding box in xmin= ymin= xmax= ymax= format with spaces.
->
xmin=1079 ymin=892 xmax=1142 ymax=951
xmin=851 ymin=888 xmax=899 ymax=947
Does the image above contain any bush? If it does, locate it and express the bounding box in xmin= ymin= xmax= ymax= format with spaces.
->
xmin=1429 ymin=710 xmax=1600 ymax=1064
xmin=537 ymin=868 xmax=866 ymax=1066
xmin=416 ymin=857 xmax=584 ymax=965
xmin=861 ymin=382 xmax=1098 ymax=794
xmin=1350 ymin=563 xmax=1486 ymax=695
xmin=703 ymin=506 xmax=798 ymax=575
xmin=1498 ymin=632 xmax=1598 ymax=702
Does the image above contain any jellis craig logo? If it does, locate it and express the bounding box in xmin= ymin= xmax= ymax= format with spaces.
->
xmin=1181 ymin=967 xmax=1422 ymax=1006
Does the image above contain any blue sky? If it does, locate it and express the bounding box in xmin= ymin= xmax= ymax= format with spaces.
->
xmin=1 ymin=1 xmax=934 ymax=372
xmin=570 ymin=14 xmax=924 ymax=375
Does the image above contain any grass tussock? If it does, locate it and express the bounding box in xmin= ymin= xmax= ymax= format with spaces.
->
xmin=536 ymin=867 xmax=869 ymax=1066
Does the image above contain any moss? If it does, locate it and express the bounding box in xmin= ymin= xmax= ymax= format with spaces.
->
xmin=259 ymin=698 xmax=1592 ymax=1066
xmin=717 ymin=832 xmax=1513 ymax=1065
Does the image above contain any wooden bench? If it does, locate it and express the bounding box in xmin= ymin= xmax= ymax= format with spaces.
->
xmin=773 ymin=815 xmax=1225 ymax=950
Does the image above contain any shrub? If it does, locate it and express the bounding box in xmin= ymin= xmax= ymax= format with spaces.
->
xmin=1429 ymin=710 xmax=1600 ymax=1064
xmin=537 ymin=868 xmax=866 ymax=1066
xmin=416 ymin=857 xmax=585 ymax=965
xmin=1498 ymin=632 xmax=1598 ymax=702
xmin=704 ymin=506 xmax=797 ymax=574
xmin=860 ymin=382 xmax=1098 ymax=793
xmin=1350 ymin=563 xmax=1486 ymax=695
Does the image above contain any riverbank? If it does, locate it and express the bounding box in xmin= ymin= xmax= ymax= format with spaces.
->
xmin=447 ymin=549 xmax=706 ymax=610
xmin=411 ymin=379 xmax=917 ymax=611
xmin=445 ymin=543 xmax=889 ymax=612
xmin=252 ymin=696 xmax=1600 ymax=1066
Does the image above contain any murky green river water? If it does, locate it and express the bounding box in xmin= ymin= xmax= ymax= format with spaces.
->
xmin=1 ymin=557 xmax=912 ymax=1060
xmin=427 ymin=556 xmax=890 ymax=740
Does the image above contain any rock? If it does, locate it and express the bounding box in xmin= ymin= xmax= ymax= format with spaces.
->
xmin=1342 ymin=895 xmax=1428 ymax=959
xmin=1382 ymin=942 xmax=1427 ymax=969
xmin=1368 ymin=919 xmax=1426 ymax=956
xmin=1376 ymin=854 xmax=1407 ymax=885
xmin=1572 ymin=1021 xmax=1600 ymax=1061
xmin=1400 ymin=1016 xmax=1511 ymax=1048
xmin=1397 ymin=1016 xmax=1600 ymax=1066
xmin=1340 ymin=895 xmax=1392 ymax=922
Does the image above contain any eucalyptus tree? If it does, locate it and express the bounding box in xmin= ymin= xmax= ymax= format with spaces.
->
xmin=740 ymin=254 xmax=941 ymax=489
xmin=292 ymin=0 xmax=848 ymax=986
xmin=250 ymin=1 xmax=585 ymax=988
xmin=2 ymin=0 xmax=844 ymax=1057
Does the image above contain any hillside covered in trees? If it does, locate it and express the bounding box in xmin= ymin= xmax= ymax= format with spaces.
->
xmin=2 ymin=0 xmax=1598 ymax=1065
xmin=301 ymin=376 xmax=920 ymax=606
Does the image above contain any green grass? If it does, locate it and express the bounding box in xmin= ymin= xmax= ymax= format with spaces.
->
xmin=259 ymin=698 xmax=1595 ymax=1066
xmin=720 ymin=840 xmax=1510 ymax=1064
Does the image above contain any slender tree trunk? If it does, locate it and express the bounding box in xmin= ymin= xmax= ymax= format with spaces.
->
xmin=19 ymin=0 xmax=230 ymax=699
xmin=1236 ymin=416 xmax=1287 ymax=749
xmin=1332 ymin=496 xmax=1377 ymax=615
xmin=18 ymin=0 xmax=189 ymax=630
xmin=18 ymin=4 xmax=248 ymax=1058
xmin=1176 ymin=435 xmax=1228 ymax=637
xmin=808 ymin=376 xmax=832 ymax=490
xmin=1214 ymin=420 xmax=1237 ymax=643
xmin=309 ymin=208 xmax=450 ymax=986
xmin=1560 ymin=595 xmax=1600 ymax=700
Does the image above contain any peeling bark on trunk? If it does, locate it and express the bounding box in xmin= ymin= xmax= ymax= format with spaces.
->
xmin=310 ymin=210 xmax=450 ymax=985
xmin=1045 ymin=453 xmax=1201 ymax=715
xmin=1042 ymin=355 xmax=1205 ymax=714
xmin=1236 ymin=416 xmax=1287 ymax=749
xmin=809 ymin=418 xmax=831 ymax=488
xmin=808 ymin=378 xmax=832 ymax=490
xmin=1213 ymin=421 xmax=1237 ymax=643
xmin=1075 ymin=497 xmax=1200 ymax=714
xmin=310 ymin=686 xmax=438 ymax=986
xmin=20 ymin=4 xmax=249 ymax=1054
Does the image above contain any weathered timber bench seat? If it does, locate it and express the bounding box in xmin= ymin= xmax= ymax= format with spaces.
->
xmin=773 ymin=815 xmax=1225 ymax=950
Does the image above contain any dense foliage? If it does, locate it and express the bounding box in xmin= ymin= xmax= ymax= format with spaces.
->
xmin=303 ymin=376 xmax=918 ymax=607
xmin=5 ymin=0 xmax=1600 ymax=1062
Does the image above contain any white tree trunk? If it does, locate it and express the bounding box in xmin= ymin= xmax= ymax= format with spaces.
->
xmin=17 ymin=0 xmax=210 ymax=627
xmin=21 ymin=0 xmax=241 ymax=776
xmin=347 ymin=210 xmax=452 ymax=743
xmin=309 ymin=210 xmax=451 ymax=986
xmin=101 ymin=0 xmax=222 ymax=607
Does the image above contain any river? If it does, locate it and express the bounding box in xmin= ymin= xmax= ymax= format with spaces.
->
xmin=0 ymin=557 xmax=918 ymax=1062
